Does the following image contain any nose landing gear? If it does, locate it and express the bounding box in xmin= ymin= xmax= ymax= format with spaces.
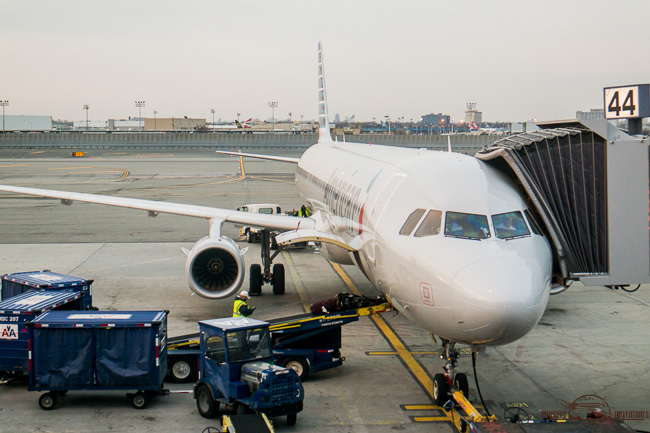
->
xmin=433 ymin=339 xmax=469 ymax=406
xmin=248 ymin=229 xmax=286 ymax=296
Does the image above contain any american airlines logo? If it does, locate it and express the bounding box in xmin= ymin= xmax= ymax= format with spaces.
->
xmin=1 ymin=325 xmax=18 ymax=340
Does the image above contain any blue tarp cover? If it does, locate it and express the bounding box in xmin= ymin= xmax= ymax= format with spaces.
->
xmin=29 ymin=310 xmax=167 ymax=390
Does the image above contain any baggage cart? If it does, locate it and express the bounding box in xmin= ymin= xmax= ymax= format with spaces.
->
xmin=2 ymin=270 xmax=94 ymax=310
xmin=0 ymin=291 xmax=85 ymax=378
xmin=27 ymin=310 xmax=168 ymax=410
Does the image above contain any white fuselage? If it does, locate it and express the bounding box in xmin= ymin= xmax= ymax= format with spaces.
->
xmin=296 ymin=141 xmax=553 ymax=346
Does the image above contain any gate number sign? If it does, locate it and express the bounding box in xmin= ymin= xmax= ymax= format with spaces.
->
xmin=604 ymin=84 xmax=650 ymax=119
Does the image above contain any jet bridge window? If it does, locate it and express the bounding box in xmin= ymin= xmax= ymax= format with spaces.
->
xmin=414 ymin=210 xmax=442 ymax=237
xmin=492 ymin=211 xmax=530 ymax=239
xmin=399 ymin=208 xmax=426 ymax=236
xmin=445 ymin=212 xmax=490 ymax=240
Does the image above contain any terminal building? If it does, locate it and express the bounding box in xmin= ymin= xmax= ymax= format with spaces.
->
xmin=0 ymin=115 xmax=52 ymax=131
xmin=421 ymin=113 xmax=450 ymax=126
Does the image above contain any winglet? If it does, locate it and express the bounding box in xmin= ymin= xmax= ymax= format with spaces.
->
xmin=318 ymin=42 xmax=333 ymax=143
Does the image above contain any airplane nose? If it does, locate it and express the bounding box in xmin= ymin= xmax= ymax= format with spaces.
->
xmin=451 ymin=258 xmax=550 ymax=345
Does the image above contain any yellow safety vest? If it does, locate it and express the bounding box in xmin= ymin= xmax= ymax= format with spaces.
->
xmin=233 ymin=299 xmax=248 ymax=317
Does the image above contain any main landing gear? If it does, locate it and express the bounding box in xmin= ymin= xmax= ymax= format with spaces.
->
xmin=432 ymin=338 xmax=470 ymax=407
xmin=248 ymin=229 xmax=285 ymax=296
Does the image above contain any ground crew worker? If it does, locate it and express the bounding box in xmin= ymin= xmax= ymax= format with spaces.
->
xmin=233 ymin=290 xmax=255 ymax=318
xmin=300 ymin=204 xmax=312 ymax=217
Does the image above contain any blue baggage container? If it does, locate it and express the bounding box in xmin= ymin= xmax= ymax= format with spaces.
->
xmin=0 ymin=291 xmax=85 ymax=374
xmin=1 ymin=270 xmax=93 ymax=310
xmin=27 ymin=310 xmax=168 ymax=410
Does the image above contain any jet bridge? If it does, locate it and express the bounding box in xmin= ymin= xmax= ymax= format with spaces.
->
xmin=476 ymin=119 xmax=650 ymax=288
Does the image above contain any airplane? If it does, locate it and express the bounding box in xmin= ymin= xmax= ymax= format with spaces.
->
xmin=0 ymin=42 xmax=554 ymax=405
xmin=235 ymin=118 xmax=252 ymax=129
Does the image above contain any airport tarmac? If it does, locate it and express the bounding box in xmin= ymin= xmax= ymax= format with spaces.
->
xmin=0 ymin=148 xmax=649 ymax=432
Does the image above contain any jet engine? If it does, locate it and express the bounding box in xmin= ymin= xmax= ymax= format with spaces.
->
xmin=185 ymin=236 xmax=245 ymax=299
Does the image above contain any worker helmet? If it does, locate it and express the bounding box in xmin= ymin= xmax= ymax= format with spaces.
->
xmin=240 ymin=290 xmax=249 ymax=299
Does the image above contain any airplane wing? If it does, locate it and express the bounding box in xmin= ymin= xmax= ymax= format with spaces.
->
xmin=216 ymin=150 xmax=300 ymax=164
xmin=0 ymin=184 xmax=314 ymax=232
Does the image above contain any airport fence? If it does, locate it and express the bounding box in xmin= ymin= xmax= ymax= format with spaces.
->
xmin=0 ymin=131 xmax=498 ymax=154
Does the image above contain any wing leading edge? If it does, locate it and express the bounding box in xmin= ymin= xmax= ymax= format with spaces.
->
xmin=0 ymin=184 xmax=313 ymax=232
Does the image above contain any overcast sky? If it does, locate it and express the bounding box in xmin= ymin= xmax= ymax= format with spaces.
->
xmin=2 ymin=0 xmax=649 ymax=124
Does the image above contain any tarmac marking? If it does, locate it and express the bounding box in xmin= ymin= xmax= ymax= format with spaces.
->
xmin=329 ymin=263 xmax=437 ymax=403
xmin=329 ymin=262 xmax=492 ymax=426
xmin=49 ymin=166 xmax=93 ymax=170
xmin=0 ymin=164 xmax=26 ymax=167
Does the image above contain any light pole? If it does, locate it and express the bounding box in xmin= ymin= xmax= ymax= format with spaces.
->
xmin=211 ymin=109 xmax=215 ymax=133
xmin=384 ymin=115 xmax=391 ymax=134
xmin=237 ymin=112 xmax=240 ymax=123
xmin=1 ymin=100 xmax=9 ymax=132
xmin=83 ymin=104 xmax=89 ymax=130
xmin=268 ymin=101 xmax=278 ymax=131
xmin=135 ymin=100 xmax=145 ymax=131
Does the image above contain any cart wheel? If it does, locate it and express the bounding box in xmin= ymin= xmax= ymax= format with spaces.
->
xmin=196 ymin=385 xmax=219 ymax=419
xmin=280 ymin=357 xmax=309 ymax=381
xmin=272 ymin=263 xmax=285 ymax=295
xmin=131 ymin=391 xmax=149 ymax=409
xmin=39 ymin=392 xmax=57 ymax=410
xmin=236 ymin=402 xmax=248 ymax=415
xmin=433 ymin=373 xmax=449 ymax=407
xmin=249 ymin=264 xmax=262 ymax=295
xmin=453 ymin=372 xmax=469 ymax=399
xmin=168 ymin=356 xmax=197 ymax=383
xmin=287 ymin=413 xmax=297 ymax=426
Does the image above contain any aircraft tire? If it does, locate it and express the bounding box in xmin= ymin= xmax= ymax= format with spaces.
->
xmin=249 ymin=264 xmax=262 ymax=295
xmin=454 ymin=373 xmax=469 ymax=399
xmin=272 ymin=264 xmax=285 ymax=295
xmin=433 ymin=373 xmax=449 ymax=407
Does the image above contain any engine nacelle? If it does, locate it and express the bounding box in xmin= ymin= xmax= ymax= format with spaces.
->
xmin=185 ymin=236 xmax=245 ymax=299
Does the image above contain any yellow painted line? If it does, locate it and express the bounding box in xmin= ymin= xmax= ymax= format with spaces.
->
xmin=49 ymin=166 xmax=92 ymax=170
xmin=330 ymin=263 xmax=435 ymax=400
xmin=413 ymin=416 xmax=451 ymax=422
xmin=0 ymin=164 xmax=26 ymax=168
xmin=282 ymin=251 xmax=311 ymax=312
xmin=248 ymin=176 xmax=295 ymax=184
xmin=239 ymin=153 xmax=245 ymax=178
xmin=368 ymin=351 xmax=439 ymax=356
xmin=30 ymin=151 xmax=46 ymax=154
xmin=403 ymin=405 xmax=439 ymax=410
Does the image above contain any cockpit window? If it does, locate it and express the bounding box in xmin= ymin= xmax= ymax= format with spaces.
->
xmin=399 ymin=208 xmax=426 ymax=236
xmin=414 ymin=210 xmax=442 ymax=237
xmin=524 ymin=209 xmax=543 ymax=236
xmin=445 ymin=212 xmax=490 ymax=239
xmin=492 ymin=211 xmax=530 ymax=239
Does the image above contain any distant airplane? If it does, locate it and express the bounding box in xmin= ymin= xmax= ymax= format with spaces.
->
xmin=0 ymin=42 xmax=553 ymax=405
xmin=235 ymin=118 xmax=252 ymax=129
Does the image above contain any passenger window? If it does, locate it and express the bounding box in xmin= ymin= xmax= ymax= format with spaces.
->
xmin=238 ymin=206 xmax=249 ymax=212
xmin=259 ymin=208 xmax=273 ymax=214
xmin=524 ymin=209 xmax=543 ymax=236
xmin=492 ymin=211 xmax=530 ymax=239
xmin=414 ymin=210 xmax=442 ymax=237
xmin=444 ymin=212 xmax=490 ymax=240
xmin=399 ymin=209 xmax=426 ymax=236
